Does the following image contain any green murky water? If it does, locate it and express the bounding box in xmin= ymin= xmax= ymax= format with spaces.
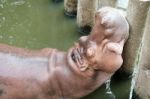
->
xmin=83 ymin=77 xmax=131 ymax=99
xmin=0 ymin=0 xmax=78 ymax=50
xmin=0 ymin=0 xmax=131 ymax=99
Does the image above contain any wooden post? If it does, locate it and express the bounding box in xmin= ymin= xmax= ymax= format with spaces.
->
xmin=98 ymin=0 xmax=117 ymax=8
xmin=64 ymin=0 xmax=77 ymax=17
xmin=77 ymin=0 xmax=98 ymax=35
xmin=133 ymin=4 xmax=150 ymax=99
xmin=121 ymin=0 xmax=150 ymax=74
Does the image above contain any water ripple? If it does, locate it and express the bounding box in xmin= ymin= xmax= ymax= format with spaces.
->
xmin=11 ymin=0 xmax=25 ymax=6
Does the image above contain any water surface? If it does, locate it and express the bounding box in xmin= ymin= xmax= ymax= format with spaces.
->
xmin=0 ymin=0 xmax=78 ymax=50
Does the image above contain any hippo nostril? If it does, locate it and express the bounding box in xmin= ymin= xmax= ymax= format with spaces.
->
xmin=71 ymin=52 xmax=76 ymax=62
xmin=87 ymin=48 xmax=95 ymax=57
xmin=79 ymin=36 xmax=89 ymax=47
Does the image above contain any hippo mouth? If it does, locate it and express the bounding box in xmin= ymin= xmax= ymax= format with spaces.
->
xmin=71 ymin=47 xmax=84 ymax=65
xmin=71 ymin=47 xmax=89 ymax=71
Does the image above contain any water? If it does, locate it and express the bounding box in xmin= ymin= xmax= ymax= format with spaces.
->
xmin=0 ymin=0 xmax=131 ymax=99
xmin=82 ymin=77 xmax=130 ymax=99
xmin=0 ymin=0 xmax=78 ymax=50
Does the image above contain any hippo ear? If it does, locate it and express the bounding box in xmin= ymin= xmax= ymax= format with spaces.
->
xmin=94 ymin=12 xmax=101 ymax=23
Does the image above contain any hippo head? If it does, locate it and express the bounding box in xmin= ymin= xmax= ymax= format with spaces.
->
xmin=70 ymin=7 xmax=129 ymax=74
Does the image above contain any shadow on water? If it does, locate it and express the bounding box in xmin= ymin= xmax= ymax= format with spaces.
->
xmin=0 ymin=0 xmax=131 ymax=99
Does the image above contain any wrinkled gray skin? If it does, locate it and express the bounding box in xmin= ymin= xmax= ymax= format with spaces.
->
xmin=0 ymin=7 xmax=129 ymax=99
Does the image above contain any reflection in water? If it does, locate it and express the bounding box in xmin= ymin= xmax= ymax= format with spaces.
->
xmin=10 ymin=0 xmax=26 ymax=6
xmin=105 ymin=79 xmax=116 ymax=99
xmin=129 ymin=66 xmax=138 ymax=99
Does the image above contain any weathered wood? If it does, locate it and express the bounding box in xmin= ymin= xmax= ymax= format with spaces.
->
xmin=134 ymin=5 xmax=150 ymax=99
xmin=77 ymin=0 xmax=98 ymax=35
xmin=64 ymin=0 xmax=77 ymax=17
xmin=122 ymin=0 xmax=150 ymax=74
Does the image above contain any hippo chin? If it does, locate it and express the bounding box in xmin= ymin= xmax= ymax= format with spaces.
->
xmin=0 ymin=7 xmax=129 ymax=99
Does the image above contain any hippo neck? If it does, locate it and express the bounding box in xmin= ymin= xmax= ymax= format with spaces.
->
xmin=61 ymin=48 xmax=113 ymax=98
xmin=39 ymin=48 xmax=113 ymax=98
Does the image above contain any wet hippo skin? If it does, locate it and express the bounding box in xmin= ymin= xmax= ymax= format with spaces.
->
xmin=0 ymin=7 xmax=129 ymax=99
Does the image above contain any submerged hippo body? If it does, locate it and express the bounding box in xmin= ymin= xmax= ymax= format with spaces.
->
xmin=0 ymin=7 xmax=129 ymax=99
xmin=0 ymin=44 xmax=111 ymax=99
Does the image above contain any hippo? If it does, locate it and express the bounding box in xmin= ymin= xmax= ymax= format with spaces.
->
xmin=0 ymin=7 xmax=129 ymax=99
